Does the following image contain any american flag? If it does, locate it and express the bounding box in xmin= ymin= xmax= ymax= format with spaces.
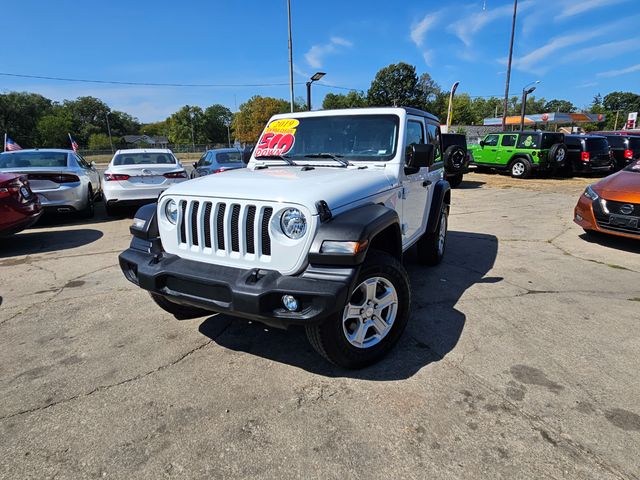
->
xmin=5 ymin=136 xmax=22 ymax=151
xmin=68 ymin=133 xmax=79 ymax=152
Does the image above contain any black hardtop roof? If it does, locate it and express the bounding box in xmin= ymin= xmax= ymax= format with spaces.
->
xmin=565 ymin=134 xmax=606 ymax=139
xmin=490 ymin=131 xmax=561 ymax=135
xmin=401 ymin=107 xmax=440 ymax=122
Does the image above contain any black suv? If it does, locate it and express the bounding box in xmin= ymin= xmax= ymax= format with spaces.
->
xmin=563 ymin=135 xmax=613 ymax=175
xmin=596 ymin=134 xmax=640 ymax=171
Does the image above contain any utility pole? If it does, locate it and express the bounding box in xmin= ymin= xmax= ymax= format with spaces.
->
xmin=502 ymin=0 xmax=517 ymax=130
xmin=614 ymin=110 xmax=620 ymax=130
xmin=105 ymin=112 xmax=114 ymax=153
xmin=287 ymin=0 xmax=295 ymax=112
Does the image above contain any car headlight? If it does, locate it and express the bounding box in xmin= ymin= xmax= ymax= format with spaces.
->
xmin=583 ymin=185 xmax=599 ymax=201
xmin=165 ymin=199 xmax=178 ymax=224
xmin=280 ymin=208 xmax=307 ymax=239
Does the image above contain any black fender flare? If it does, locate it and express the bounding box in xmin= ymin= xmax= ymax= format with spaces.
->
xmin=130 ymin=203 xmax=159 ymax=239
xmin=308 ymin=203 xmax=401 ymax=266
xmin=426 ymin=180 xmax=451 ymax=234
xmin=508 ymin=154 xmax=534 ymax=167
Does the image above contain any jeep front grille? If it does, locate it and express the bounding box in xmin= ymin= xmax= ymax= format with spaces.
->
xmin=178 ymin=200 xmax=273 ymax=258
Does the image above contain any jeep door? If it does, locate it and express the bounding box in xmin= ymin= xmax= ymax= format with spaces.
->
xmin=401 ymin=116 xmax=431 ymax=245
xmin=496 ymin=134 xmax=518 ymax=165
xmin=475 ymin=134 xmax=500 ymax=165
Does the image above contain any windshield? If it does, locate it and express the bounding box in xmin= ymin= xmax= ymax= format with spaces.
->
xmin=0 ymin=151 xmax=68 ymax=168
xmin=216 ymin=151 xmax=243 ymax=164
xmin=623 ymin=159 xmax=640 ymax=172
xmin=254 ymin=115 xmax=399 ymax=162
xmin=113 ymin=152 xmax=176 ymax=166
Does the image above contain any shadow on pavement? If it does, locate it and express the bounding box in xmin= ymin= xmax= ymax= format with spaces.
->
xmin=199 ymin=230 xmax=499 ymax=380
xmin=456 ymin=180 xmax=485 ymax=189
xmin=579 ymin=232 xmax=640 ymax=254
xmin=0 ymin=228 xmax=104 ymax=258
xmin=30 ymin=203 xmax=139 ymax=229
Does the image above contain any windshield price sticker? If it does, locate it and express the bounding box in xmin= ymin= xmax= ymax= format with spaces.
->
xmin=255 ymin=119 xmax=299 ymax=157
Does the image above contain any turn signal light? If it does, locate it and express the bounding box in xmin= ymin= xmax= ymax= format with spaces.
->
xmin=104 ymin=173 xmax=130 ymax=181
xmin=581 ymin=152 xmax=590 ymax=162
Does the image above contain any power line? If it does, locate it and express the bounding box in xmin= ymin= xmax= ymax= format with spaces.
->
xmin=0 ymin=72 xmax=302 ymax=88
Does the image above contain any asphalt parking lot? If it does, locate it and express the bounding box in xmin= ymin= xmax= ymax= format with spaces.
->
xmin=1 ymin=172 xmax=639 ymax=479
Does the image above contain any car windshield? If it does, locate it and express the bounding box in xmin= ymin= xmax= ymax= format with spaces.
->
xmin=254 ymin=114 xmax=399 ymax=162
xmin=216 ymin=151 xmax=242 ymax=164
xmin=0 ymin=151 xmax=68 ymax=168
xmin=517 ymin=133 xmax=540 ymax=149
xmin=623 ymin=159 xmax=640 ymax=172
xmin=113 ymin=152 xmax=176 ymax=166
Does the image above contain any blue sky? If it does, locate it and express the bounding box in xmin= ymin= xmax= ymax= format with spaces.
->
xmin=3 ymin=0 xmax=639 ymax=122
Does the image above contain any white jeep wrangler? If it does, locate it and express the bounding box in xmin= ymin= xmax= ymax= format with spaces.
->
xmin=120 ymin=107 xmax=452 ymax=368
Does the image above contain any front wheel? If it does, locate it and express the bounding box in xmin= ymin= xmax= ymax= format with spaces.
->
xmin=305 ymin=250 xmax=410 ymax=369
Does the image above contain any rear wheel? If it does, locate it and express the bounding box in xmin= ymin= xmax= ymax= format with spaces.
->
xmin=448 ymin=173 xmax=463 ymax=188
xmin=417 ymin=204 xmax=448 ymax=266
xmin=510 ymin=158 xmax=532 ymax=179
xmin=80 ymin=188 xmax=95 ymax=218
xmin=149 ymin=292 xmax=213 ymax=320
xmin=305 ymin=250 xmax=410 ymax=369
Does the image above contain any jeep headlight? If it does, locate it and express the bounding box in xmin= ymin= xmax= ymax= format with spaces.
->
xmin=280 ymin=208 xmax=307 ymax=239
xmin=583 ymin=185 xmax=599 ymax=201
xmin=165 ymin=199 xmax=178 ymax=224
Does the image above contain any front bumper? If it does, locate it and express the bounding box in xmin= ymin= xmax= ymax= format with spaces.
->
xmin=34 ymin=184 xmax=85 ymax=211
xmin=574 ymin=195 xmax=640 ymax=240
xmin=119 ymin=241 xmax=358 ymax=329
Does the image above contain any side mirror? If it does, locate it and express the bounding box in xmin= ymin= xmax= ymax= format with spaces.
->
xmin=192 ymin=162 xmax=198 ymax=169
xmin=479 ymin=140 xmax=485 ymax=147
xmin=90 ymin=161 xmax=96 ymax=168
xmin=242 ymin=147 xmax=254 ymax=164
xmin=406 ymin=144 xmax=435 ymax=169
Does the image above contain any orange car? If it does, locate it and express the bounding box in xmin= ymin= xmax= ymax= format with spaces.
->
xmin=574 ymin=159 xmax=640 ymax=239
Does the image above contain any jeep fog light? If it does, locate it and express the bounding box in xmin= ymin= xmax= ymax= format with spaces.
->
xmin=280 ymin=208 xmax=306 ymax=239
xmin=131 ymin=218 xmax=146 ymax=230
xmin=320 ymin=240 xmax=368 ymax=254
xmin=282 ymin=295 xmax=299 ymax=311
xmin=165 ymin=199 xmax=178 ymax=224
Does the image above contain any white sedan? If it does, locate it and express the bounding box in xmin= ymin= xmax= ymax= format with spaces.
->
xmin=102 ymin=149 xmax=188 ymax=216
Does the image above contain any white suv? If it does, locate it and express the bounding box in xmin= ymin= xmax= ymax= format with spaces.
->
xmin=119 ymin=108 xmax=454 ymax=368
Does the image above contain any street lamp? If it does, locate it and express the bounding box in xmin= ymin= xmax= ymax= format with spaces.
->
xmin=519 ymin=80 xmax=540 ymax=131
xmin=306 ymin=72 xmax=326 ymax=111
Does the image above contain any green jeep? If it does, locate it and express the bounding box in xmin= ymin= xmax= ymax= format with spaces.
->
xmin=469 ymin=131 xmax=567 ymax=178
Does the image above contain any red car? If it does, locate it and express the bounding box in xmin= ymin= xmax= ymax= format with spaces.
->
xmin=0 ymin=173 xmax=43 ymax=237
xmin=574 ymin=159 xmax=640 ymax=239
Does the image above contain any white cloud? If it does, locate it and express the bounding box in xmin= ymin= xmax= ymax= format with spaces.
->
xmin=304 ymin=37 xmax=353 ymax=68
xmin=410 ymin=13 xmax=438 ymax=47
xmin=422 ymin=50 xmax=434 ymax=66
xmin=448 ymin=0 xmax=533 ymax=47
xmin=558 ymin=0 xmax=630 ymax=19
xmin=597 ymin=63 xmax=640 ymax=78
xmin=566 ymin=38 xmax=640 ymax=62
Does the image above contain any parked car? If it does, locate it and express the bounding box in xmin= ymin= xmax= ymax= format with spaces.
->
xmin=0 ymin=149 xmax=101 ymax=217
xmin=441 ymin=133 xmax=469 ymax=188
xmin=120 ymin=107 xmax=452 ymax=368
xmin=563 ymin=135 xmax=614 ymax=175
xmin=468 ymin=131 xmax=567 ymax=178
xmin=574 ymin=159 xmax=640 ymax=240
xmin=594 ymin=134 xmax=640 ymax=171
xmin=190 ymin=148 xmax=245 ymax=178
xmin=102 ymin=149 xmax=188 ymax=216
xmin=0 ymin=173 xmax=43 ymax=236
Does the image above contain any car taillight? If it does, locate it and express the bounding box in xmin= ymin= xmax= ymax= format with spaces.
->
xmin=104 ymin=173 xmax=130 ymax=181
xmin=624 ymin=149 xmax=633 ymax=159
xmin=28 ymin=173 xmax=80 ymax=183
xmin=212 ymin=168 xmax=227 ymax=174
xmin=581 ymin=152 xmax=590 ymax=162
xmin=163 ymin=171 xmax=187 ymax=179
xmin=0 ymin=179 xmax=22 ymax=199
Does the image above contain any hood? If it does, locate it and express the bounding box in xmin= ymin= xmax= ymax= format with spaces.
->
xmin=593 ymin=170 xmax=640 ymax=203
xmin=162 ymin=165 xmax=396 ymax=211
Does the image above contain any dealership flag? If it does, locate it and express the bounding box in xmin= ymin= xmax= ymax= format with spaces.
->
xmin=68 ymin=133 xmax=79 ymax=152
xmin=4 ymin=134 xmax=22 ymax=151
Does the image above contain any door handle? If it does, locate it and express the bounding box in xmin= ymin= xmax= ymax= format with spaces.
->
xmin=422 ymin=180 xmax=431 ymax=187
xmin=491 ymin=149 xmax=497 ymax=152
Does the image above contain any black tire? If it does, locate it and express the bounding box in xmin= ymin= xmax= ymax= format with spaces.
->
xmin=149 ymin=292 xmax=213 ymax=320
xmin=305 ymin=250 xmax=410 ymax=369
xmin=105 ymin=203 xmax=118 ymax=217
xmin=417 ymin=203 xmax=448 ymax=265
xmin=448 ymin=173 xmax=464 ymax=188
xmin=80 ymin=187 xmax=95 ymax=218
xmin=548 ymin=143 xmax=568 ymax=166
xmin=443 ymin=145 xmax=466 ymax=173
xmin=509 ymin=157 xmax=532 ymax=179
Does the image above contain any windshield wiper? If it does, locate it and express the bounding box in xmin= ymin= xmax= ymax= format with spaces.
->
xmin=256 ymin=155 xmax=297 ymax=166
xmin=303 ymin=153 xmax=350 ymax=167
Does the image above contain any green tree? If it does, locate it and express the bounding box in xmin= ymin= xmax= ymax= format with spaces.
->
xmin=322 ymin=91 xmax=368 ymax=109
xmin=0 ymin=92 xmax=54 ymax=147
xmin=203 ymin=104 xmax=233 ymax=144
xmin=231 ymin=96 xmax=290 ymax=144
xmin=36 ymin=110 xmax=74 ymax=147
xmin=62 ymin=96 xmax=111 ymax=144
xmin=367 ymin=62 xmax=422 ymax=108
xmin=88 ymin=133 xmax=112 ymax=150
xmin=108 ymin=111 xmax=141 ymax=137
xmin=416 ymin=73 xmax=442 ymax=112
xmin=602 ymin=91 xmax=640 ymax=114
xmin=167 ymin=105 xmax=205 ymax=144
xmin=140 ymin=120 xmax=169 ymax=137
xmin=544 ymin=99 xmax=576 ymax=113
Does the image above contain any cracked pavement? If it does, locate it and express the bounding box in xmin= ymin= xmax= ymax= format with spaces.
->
xmin=0 ymin=172 xmax=639 ymax=479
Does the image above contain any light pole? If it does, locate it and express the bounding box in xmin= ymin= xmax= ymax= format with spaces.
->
xmin=502 ymin=0 xmax=518 ymax=129
xmin=187 ymin=106 xmax=195 ymax=152
xmin=287 ymin=0 xmax=294 ymax=112
xmin=105 ymin=112 xmax=114 ymax=153
xmin=225 ymin=118 xmax=231 ymax=148
xmin=306 ymin=72 xmax=326 ymax=111
xmin=519 ymin=80 xmax=540 ymax=131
